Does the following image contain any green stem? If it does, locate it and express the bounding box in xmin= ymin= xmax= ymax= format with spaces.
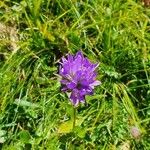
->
xmin=73 ymin=107 xmax=76 ymax=130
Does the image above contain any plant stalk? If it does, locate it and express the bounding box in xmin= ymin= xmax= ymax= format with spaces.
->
xmin=73 ymin=107 xmax=76 ymax=130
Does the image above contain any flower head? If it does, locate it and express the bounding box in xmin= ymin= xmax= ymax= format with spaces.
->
xmin=130 ymin=126 xmax=141 ymax=139
xmin=59 ymin=51 xmax=100 ymax=106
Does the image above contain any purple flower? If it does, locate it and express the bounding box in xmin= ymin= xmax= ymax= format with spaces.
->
xmin=59 ymin=51 xmax=101 ymax=106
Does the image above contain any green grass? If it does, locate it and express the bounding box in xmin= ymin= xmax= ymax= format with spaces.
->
xmin=0 ymin=0 xmax=150 ymax=149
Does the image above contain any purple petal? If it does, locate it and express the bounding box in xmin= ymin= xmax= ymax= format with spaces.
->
xmin=79 ymin=89 xmax=87 ymax=96
xmin=92 ymin=63 xmax=99 ymax=70
xmin=80 ymin=79 xmax=89 ymax=88
xmin=61 ymin=57 xmax=67 ymax=63
xmin=79 ymin=88 xmax=93 ymax=96
xmin=60 ymin=79 xmax=68 ymax=84
xmin=70 ymin=89 xmax=79 ymax=106
xmin=83 ymin=58 xmax=91 ymax=67
xmin=89 ymin=80 xmax=101 ymax=89
xmin=67 ymin=82 xmax=77 ymax=89
xmin=74 ymin=71 xmax=82 ymax=82
xmin=78 ymin=94 xmax=85 ymax=103
xmin=75 ymin=51 xmax=83 ymax=59
xmin=67 ymin=54 xmax=74 ymax=62
xmin=61 ymin=86 xmax=68 ymax=92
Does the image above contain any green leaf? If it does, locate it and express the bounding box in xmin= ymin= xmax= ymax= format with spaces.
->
xmin=19 ymin=130 xmax=31 ymax=144
xmin=14 ymin=99 xmax=38 ymax=108
xmin=36 ymin=77 xmax=47 ymax=84
xmin=74 ymin=126 xmax=86 ymax=138
xmin=0 ymin=130 xmax=6 ymax=143
xmin=58 ymin=120 xmax=73 ymax=134
xmin=0 ymin=137 xmax=6 ymax=143
xmin=0 ymin=130 xmax=6 ymax=137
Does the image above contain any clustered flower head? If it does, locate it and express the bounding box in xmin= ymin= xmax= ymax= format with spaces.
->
xmin=59 ymin=51 xmax=100 ymax=106
xmin=130 ymin=126 xmax=141 ymax=139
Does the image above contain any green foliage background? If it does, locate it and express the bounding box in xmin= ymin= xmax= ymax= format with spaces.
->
xmin=0 ymin=0 xmax=150 ymax=149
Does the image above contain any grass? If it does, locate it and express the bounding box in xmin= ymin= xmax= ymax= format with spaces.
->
xmin=0 ymin=0 xmax=150 ymax=149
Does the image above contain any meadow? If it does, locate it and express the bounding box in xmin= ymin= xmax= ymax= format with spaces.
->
xmin=0 ymin=0 xmax=150 ymax=149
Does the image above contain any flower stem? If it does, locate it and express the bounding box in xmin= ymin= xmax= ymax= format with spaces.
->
xmin=73 ymin=107 xmax=76 ymax=130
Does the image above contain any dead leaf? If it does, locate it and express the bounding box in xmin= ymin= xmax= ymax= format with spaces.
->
xmin=120 ymin=141 xmax=130 ymax=150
